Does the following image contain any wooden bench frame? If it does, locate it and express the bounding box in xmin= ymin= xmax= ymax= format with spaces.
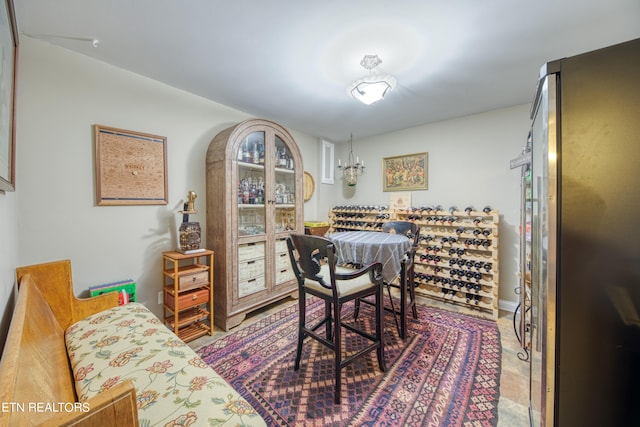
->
xmin=0 ymin=260 xmax=139 ymax=426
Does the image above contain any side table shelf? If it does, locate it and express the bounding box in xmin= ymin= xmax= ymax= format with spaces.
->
xmin=162 ymin=250 xmax=214 ymax=342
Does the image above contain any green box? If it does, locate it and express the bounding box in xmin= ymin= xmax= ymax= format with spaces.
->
xmin=89 ymin=280 xmax=136 ymax=303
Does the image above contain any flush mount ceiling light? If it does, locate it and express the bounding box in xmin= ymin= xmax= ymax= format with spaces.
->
xmin=347 ymin=54 xmax=396 ymax=105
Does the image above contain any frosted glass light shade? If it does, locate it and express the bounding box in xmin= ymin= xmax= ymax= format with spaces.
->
xmin=347 ymin=74 xmax=396 ymax=105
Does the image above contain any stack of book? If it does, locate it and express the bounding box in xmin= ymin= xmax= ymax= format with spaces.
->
xmin=89 ymin=279 xmax=136 ymax=305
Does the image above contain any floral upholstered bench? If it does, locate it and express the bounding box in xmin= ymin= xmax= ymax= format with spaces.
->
xmin=0 ymin=260 xmax=265 ymax=427
xmin=66 ymin=302 xmax=265 ymax=426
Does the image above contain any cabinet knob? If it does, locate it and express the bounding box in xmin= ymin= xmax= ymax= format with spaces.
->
xmin=192 ymin=295 xmax=198 ymax=300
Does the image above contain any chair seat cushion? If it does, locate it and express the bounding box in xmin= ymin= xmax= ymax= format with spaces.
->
xmin=305 ymin=264 xmax=378 ymax=297
xmin=65 ymin=302 xmax=266 ymax=427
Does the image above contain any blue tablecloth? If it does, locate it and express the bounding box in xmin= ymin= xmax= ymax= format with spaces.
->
xmin=327 ymin=231 xmax=412 ymax=283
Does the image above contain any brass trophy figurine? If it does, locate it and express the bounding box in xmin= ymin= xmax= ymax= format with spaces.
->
xmin=178 ymin=190 xmax=203 ymax=253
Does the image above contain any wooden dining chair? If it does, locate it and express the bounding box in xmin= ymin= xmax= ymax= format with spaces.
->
xmin=286 ymin=233 xmax=386 ymax=404
xmin=356 ymin=221 xmax=420 ymax=337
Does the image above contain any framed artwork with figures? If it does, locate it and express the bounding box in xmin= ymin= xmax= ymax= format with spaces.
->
xmin=383 ymin=152 xmax=428 ymax=192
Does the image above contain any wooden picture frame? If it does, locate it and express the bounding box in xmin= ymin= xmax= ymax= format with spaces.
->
xmin=383 ymin=152 xmax=428 ymax=192
xmin=94 ymin=125 xmax=168 ymax=205
xmin=0 ymin=0 xmax=17 ymax=192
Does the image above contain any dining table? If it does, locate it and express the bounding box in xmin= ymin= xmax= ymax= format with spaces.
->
xmin=327 ymin=230 xmax=414 ymax=338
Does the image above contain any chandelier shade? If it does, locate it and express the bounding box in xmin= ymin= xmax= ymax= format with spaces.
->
xmin=347 ymin=54 xmax=396 ymax=105
xmin=347 ymin=75 xmax=397 ymax=105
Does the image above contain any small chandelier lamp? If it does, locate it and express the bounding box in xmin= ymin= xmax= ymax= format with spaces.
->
xmin=347 ymin=54 xmax=396 ymax=105
xmin=337 ymin=134 xmax=365 ymax=186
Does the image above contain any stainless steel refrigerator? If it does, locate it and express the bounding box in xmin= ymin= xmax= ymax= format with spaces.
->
xmin=526 ymin=38 xmax=640 ymax=427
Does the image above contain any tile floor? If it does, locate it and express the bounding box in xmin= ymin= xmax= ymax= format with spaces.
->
xmin=189 ymin=296 xmax=531 ymax=427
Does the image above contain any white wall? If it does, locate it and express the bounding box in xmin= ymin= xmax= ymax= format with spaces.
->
xmin=13 ymin=37 xmax=319 ymax=318
xmin=332 ymin=105 xmax=531 ymax=306
xmin=0 ymin=189 xmax=18 ymax=354
xmin=3 ymin=36 xmax=531 ymax=343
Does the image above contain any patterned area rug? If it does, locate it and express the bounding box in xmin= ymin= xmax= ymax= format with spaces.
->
xmin=197 ymin=297 xmax=501 ymax=426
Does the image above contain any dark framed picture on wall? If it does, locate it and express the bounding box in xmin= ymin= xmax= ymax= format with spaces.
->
xmin=383 ymin=152 xmax=428 ymax=192
xmin=0 ymin=0 xmax=17 ymax=192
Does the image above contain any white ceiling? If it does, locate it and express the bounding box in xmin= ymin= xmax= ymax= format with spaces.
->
xmin=13 ymin=0 xmax=640 ymax=143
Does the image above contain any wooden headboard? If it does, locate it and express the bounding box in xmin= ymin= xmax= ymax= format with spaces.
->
xmin=0 ymin=260 xmax=138 ymax=426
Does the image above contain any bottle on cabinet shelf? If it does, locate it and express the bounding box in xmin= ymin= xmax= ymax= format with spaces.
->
xmin=252 ymin=142 xmax=260 ymax=165
xmin=208 ymin=119 xmax=302 ymax=331
xmin=238 ymin=177 xmax=265 ymax=205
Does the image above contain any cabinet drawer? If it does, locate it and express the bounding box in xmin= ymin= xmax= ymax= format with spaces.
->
xmin=275 ymin=251 xmax=291 ymax=269
xmin=239 ymin=275 xmax=266 ymax=298
xmin=179 ymin=270 xmax=209 ymax=291
xmin=165 ymin=287 xmax=210 ymax=311
xmin=239 ymin=258 xmax=265 ymax=281
xmin=275 ymin=239 xmax=288 ymax=253
xmin=238 ymin=242 xmax=265 ymax=261
xmin=276 ymin=267 xmax=296 ymax=285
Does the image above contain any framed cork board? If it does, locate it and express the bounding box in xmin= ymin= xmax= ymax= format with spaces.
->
xmin=94 ymin=125 xmax=168 ymax=205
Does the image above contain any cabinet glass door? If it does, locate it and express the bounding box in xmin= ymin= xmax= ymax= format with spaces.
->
xmin=237 ymin=131 xmax=266 ymax=236
xmin=274 ymin=135 xmax=296 ymax=233
xmin=236 ymin=131 xmax=267 ymax=298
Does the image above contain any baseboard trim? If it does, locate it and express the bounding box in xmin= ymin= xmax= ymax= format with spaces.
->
xmin=499 ymin=299 xmax=519 ymax=313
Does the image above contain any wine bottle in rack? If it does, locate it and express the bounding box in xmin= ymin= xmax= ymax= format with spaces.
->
xmin=328 ymin=203 xmax=499 ymax=320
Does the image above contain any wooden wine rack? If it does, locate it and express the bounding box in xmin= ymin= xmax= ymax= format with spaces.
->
xmin=328 ymin=205 xmax=392 ymax=233
xmin=328 ymin=205 xmax=500 ymax=321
